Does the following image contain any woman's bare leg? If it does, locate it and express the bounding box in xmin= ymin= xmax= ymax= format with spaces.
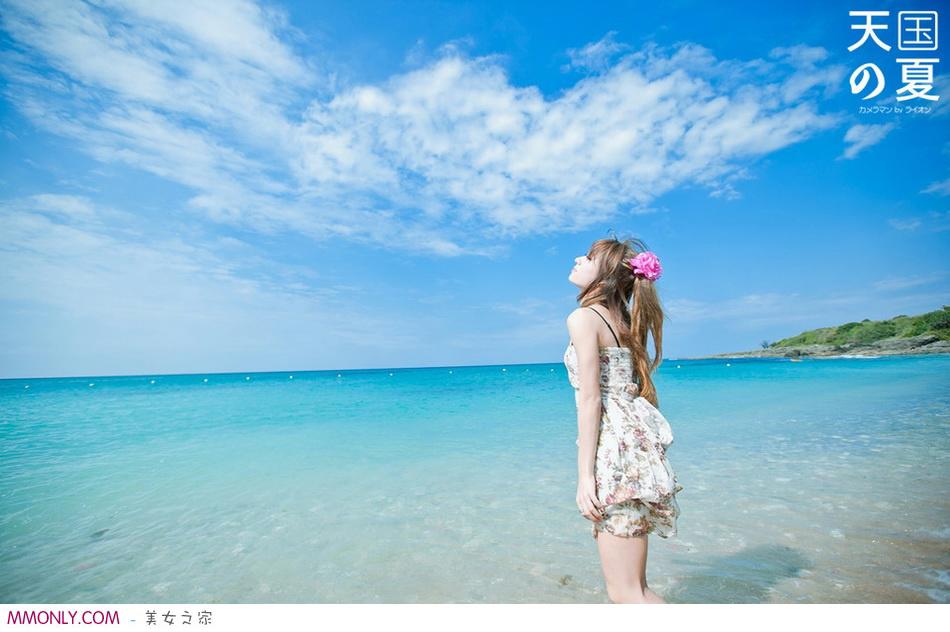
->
xmin=595 ymin=530 xmax=667 ymax=603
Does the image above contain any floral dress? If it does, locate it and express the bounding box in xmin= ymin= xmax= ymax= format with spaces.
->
xmin=564 ymin=341 xmax=684 ymax=539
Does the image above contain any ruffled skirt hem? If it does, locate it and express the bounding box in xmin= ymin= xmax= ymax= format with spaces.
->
xmin=591 ymin=492 xmax=683 ymax=540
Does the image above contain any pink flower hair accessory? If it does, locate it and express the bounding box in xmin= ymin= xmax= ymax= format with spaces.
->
xmin=627 ymin=251 xmax=662 ymax=281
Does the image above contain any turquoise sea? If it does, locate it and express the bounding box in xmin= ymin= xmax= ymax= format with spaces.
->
xmin=1 ymin=353 xmax=948 ymax=603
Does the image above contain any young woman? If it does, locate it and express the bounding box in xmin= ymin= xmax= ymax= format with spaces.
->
xmin=564 ymin=236 xmax=684 ymax=604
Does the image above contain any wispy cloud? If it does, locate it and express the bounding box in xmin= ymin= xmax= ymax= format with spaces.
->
xmin=769 ymin=44 xmax=847 ymax=102
xmin=888 ymin=210 xmax=950 ymax=232
xmin=839 ymin=122 xmax=896 ymax=159
xmin=487 ymin=297 xmax=554 ymax=317
xmin=888 ymin=217 xmax=923 ymax=231
xmin=0 ymin=193 xmax=423 ymax=377
xmin=665 ymin=281 xmax=949 ymax=329
xmin=872 ymin=272 xmax=947 ymax=291
xmin=0 ymin=0 xmax=320 ymax=139
xmin=921 ymin=176 xmax=950 ymax=196
xmin=561 ymin=30 xmax=631 ymax=73
xmin=1 ymin=3 xmax=848 ymax=256
xmin=666 ymin=292 xmax=796 ymax=326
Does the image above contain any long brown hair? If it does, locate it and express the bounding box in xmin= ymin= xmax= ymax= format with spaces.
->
xmin=576 ymin=234 xmax=666 ymax=408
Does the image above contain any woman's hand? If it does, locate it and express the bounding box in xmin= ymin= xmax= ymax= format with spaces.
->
xmin=576 ymin=476 xmax=607 ymax=522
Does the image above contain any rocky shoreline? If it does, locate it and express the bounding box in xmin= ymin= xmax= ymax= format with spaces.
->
xmin=683 ymin=333 xmax=950 ymax=360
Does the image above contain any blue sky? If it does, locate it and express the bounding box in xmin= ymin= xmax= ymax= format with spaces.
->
xmin=0 ymin=0 xmax=947 ymax=379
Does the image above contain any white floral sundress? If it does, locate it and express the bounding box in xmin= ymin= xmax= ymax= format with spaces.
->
xmin=564 ymin=339 xmax=684 ymax=540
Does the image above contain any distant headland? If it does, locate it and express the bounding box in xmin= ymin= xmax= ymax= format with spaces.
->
xmin=683 ymin=306 xmax=950 ymax=359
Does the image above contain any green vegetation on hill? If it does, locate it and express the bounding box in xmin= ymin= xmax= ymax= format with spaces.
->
xmin=769 ymin=306 xmax=950 ymax=348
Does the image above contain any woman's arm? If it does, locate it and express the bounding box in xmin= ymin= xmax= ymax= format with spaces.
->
xmin=566 ymin=309 xmax=603 ymax=480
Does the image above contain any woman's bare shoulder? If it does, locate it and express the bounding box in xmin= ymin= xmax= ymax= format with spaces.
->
xmin=565 ymin=307 xmax=592 ymax=323
xmin=566 ymin=308 xmax=597 ymax=340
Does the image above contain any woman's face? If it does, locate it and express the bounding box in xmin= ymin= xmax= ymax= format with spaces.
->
xmin=569 ymin=251 xmax=599 ymax=289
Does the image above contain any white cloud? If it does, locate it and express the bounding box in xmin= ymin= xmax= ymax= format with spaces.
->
xmin=665 ymin=281 xmax=949 ymax=328
xmin=1 ymin=3 xmax=848 ymax=255
xmin=769 ymin=45 xmax=847 ymax=103
xmin=921 ymin=176 xmax=950 ymax=196
xmin=888 ymin=217 xmax=923 ymax=231
xmin=839 ymin=122 xmax=896 ymax=159
xmin=873 ymin=273 xmax=946 ymax=291
xmin=0 ymin=194 xmax=425 ymax=378
xmin=0 ymin=0 xmax=319 ymax=144
xmin=487 ymin=297 xmax=553 ymax=317
xmin=888 ymin=210 xmax=950 ymax=232
xmin=562 ymin=31 xmax=631 ymax=73
xmin=665 ymin=292 xmax=796 ymax=325
xmin=292 ymin=41 xmax=845 ymax=230
xmin=109 ymin=0 xmax=310 ymax=81
xmin=29 ymin=193 xmax=98 ymax=220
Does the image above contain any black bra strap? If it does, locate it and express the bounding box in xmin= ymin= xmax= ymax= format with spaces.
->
xmin=587 ymin=306 xmax=621 ymax=346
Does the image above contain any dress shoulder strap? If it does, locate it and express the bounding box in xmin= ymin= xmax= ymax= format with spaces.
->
xmin=586 ymin=306 xmax=621 ymax=346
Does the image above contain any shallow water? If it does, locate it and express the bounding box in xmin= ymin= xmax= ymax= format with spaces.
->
xmin=1 ymin=354 xmax=947 ymax=603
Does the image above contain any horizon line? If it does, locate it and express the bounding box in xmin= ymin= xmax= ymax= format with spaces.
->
xmin=2 ymin=355 xmax=736 ymax=382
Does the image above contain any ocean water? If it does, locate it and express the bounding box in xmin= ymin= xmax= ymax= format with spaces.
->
xmin=1 ymin=353 xmax=948 ymax=604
